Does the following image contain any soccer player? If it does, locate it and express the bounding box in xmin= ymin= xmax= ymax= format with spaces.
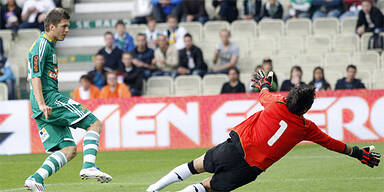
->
xmin=24 ymin=8 xmax=112 ymax=192
xmin=146 ymin=71 xmax=381 ymax=192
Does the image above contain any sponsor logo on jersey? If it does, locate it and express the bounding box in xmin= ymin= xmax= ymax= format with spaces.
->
xmin=48 ymin=66 xmax=58 ymax=80
xmin=33 ymin=56 xmax=39 ymax=73
xmin=39 ymin=128 xmax=49 ymax=143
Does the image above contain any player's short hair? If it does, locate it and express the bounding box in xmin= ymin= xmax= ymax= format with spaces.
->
xmin=94 ymin=53 xmax=104 ymax=58
xmin=286 ymin=84 xmax=316 ymax=116
xmin=136 ymin=33 xmax=147 ymax=39
xmin=167 ymin=14 xmax=178 ymax=22
xmin=104 ymin=31 xmax=113 ymax=37
xmin=184 ymin=33 xmax=193 ymax=39
xmin=115 ymin=20 xmax=126 ymax=28
xmin=347 ymin=64 xmax=357 ymax=71
xmin=361 ymin=0 xmax=372 ymax=4
xmin=44 ymin=8 xmax=70 ymax=32
xmin=79 ymin=74 xmax=91 ymax=82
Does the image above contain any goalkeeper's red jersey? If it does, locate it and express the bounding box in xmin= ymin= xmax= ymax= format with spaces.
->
xmin=232 ymin=89 xmax=346 ymax=171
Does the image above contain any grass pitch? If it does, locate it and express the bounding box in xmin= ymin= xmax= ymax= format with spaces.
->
xmin=0 ymin=143 xmax=383 ymax=192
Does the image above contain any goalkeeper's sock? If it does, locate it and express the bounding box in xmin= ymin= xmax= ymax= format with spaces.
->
xmin=150 ymin=162 xmax=196 ymax=191
xmin=178 ymin=183 xmax=206 ymax=192
xmin=82 ymin=131 xmax=99 ymax=169
xmin=32 ymin=151 xmax=68 ymax=184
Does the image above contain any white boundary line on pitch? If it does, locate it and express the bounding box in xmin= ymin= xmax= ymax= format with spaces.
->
xmin=1 ymin=177 xmax=383 ymax=192
xmin=0 ymin=155 xmax=346 ymax=165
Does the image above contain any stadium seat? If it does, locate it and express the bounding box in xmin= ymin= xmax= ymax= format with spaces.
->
xmin=174 ymin=75 xmax=201 ymax=96
xmin=231 ymin=20 xmax=257 ymax=40
xmin=232 ymin=39 xmax=249 ymax=57
xmin=352 ymin=69 xmax=372 ymax=88
xmin=258 ymin=20 xmax=284 ymax=39
xmin=180 ymin=22 xmax=203 ymax=41
xmin=353 ymin=52 xmax=380 ymax=71
xmin=0 ymin=30 xmax=13 ymax=57
xmin=195 ymin=40 xmax=217 ymax=69
xmin=202 ymin=74 xmax=229 ymax=95
xmin=324 ymin=70 xmax=344 ymax=89
xmin=274 ymin=55 xmax=296 ymax=69
xmin=203 ymin=21 xmax=230 ymax=41
xmin=126 ymin=25 xmax=146 ymax=38
xmin=240 ymin=73 xmax=252 ymax=92
xmin=238 ymin=56 xmax=266 ymax=73
xmin=0 ymin=83 xmax=8 ymax=101
xmin=286 ymin=18 xmax=312 ymax=37
xmin=298 ymin=54 xmax=324 ymax=68
xmin=313 ymin=18 xmax=339 ymax=37
xmin=306 ymin=36 xmax=332 ymax=54
xmin=16 ymin=29 xmax=40 ymax=46
xmin=341 ymin=17 xmax=358 ymax=34
xmin=302 ymin=66 xmax=315 ymax=84
xmin=68 ymin=27 xmax=114 ymax=37
xmin=360 ymin=32 xmax=374 ymax=52
xmin=156 ymin=23 xmax=168 ymax=33
xmin=146 ymin=76 xmax=173 ymax=97
xmin=333 ymin=34 xmax=359 ymax=54
xmin=373 ymin=70 xmax=384 ymax=89
xmin=250 ymin=38 xmax=276 ymax=56
xmin=9 ymin=57 xmax=28 ymax=79
xmin=324 ymin=53 xmax=352 ymax=71
xmin=278 ymin=36 xmax=304 ymax=56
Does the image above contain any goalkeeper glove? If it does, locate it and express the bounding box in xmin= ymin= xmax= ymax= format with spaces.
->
xmin=251 ymin=70 xmax=273 ymax=91
xmin=350 ymin=146 xmax=381 ymax=168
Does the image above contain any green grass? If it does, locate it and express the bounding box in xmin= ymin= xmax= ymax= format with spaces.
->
xmin=0 ymin=143 xmax=383 ymax=192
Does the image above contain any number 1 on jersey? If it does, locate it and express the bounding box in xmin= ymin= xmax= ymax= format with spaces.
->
xmin=268 ymin=120 xmax=288 ymax=146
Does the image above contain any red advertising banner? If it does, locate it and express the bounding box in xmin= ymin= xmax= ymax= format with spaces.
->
xmin=27 ymin=89 xmax=384 ymax=154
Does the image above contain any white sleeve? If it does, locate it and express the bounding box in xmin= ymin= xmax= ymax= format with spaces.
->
xmin=291 ymin=2 xmax=310 ymax=12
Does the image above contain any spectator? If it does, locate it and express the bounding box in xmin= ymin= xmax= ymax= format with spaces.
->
xmin=242 ymin=0 xmax=263 ymax=21
xmin=132 ymin=0 xmax=153 ymax=24
xmin=312 ymin=0 xmax=343 ymax=20
xmin=356 ymin=0 xmax=383 ymax=35
xmin=284 ymin=0 xmax=311 ymax=20
xmin=114 ymin=20 xmax=135 ymax=52
xmin=221 ymin=67 xmax=246 ymax=94
xmin=99 ymin=71 xmax=131 ymax=98
xmin=212 ymin=29 xmax=239 ymax=74
xmin=20 ymin=0 xmax=56 ymax=30
xmin=280 ymin=65 xmax=306 ymax=91
xmin=144 ymin=17 xmax=161 ymax=49
xmin=163 ymin=15 xmax=187 ymax=50
xmin=71 ymin=75 xmax=100 ymax=100
xmin=178 ymin=33 xmax=208 ymax=77
xmin=98 ymin=31 xmax=123 ymax=70
xmin=152 ymin=34 xmax=178 ymax=77
xmin=308 ymin=66 xmax=331 ymax=91
xmin=261 ymin=0 xmax=284 ymax=20
xmin=0 ymin=0 xmax=22 ymax=34
xmin=213 ymin=0 xmax=239 ymax=23
xmin=181 ymin=0 xmax=209 ymax=24
xmin=87 ymin=53 xmax=107 ymax=90
xmin=0 ymin=56 xmax=16 ymax=99
xmin=252 ymin=57 xmax=279 ymax=92
xmin=335 ymin=64 xmax=365 ymax=89
xmin=118 ymin=52 xmax=145 ymax=96
xmin=340 ymin=0 xmax=364 ymax=19
xmin=151 ymin=0 xmax=182 ymax=23
xmin=131 ymin=33 xmax=155 ymax=78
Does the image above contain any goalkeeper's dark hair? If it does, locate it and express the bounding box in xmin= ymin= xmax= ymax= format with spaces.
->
xmin=286 ymin=84 xmax=316 ymax=116
xmin=44 ymin=8 xmax=70 ymax=32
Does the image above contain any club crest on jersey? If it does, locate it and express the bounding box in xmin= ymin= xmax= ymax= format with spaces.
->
xmin=48 ymin=66 xmax=58 ymax=80
xmin=33 ymin=55 xmax=39 ymax=72
xmin=39 ymin=128 xmax=49 ymax=143
xmin=52 ymin=54 xmax=57 ymax=64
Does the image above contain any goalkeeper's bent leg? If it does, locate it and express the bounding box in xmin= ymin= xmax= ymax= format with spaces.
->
xmin=146 ymin=154 xmax=205 ymax=192
xmin=31 ymin=146 xmax=76 ymax=184
xmin=177 ymin=177 xmax=212 ymax=192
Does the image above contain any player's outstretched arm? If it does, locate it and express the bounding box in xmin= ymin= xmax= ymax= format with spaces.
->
xmin=32 ymin=77 xmax=52 ymax=119
xmin=344 ymin=145 xmax=381 ymax=168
